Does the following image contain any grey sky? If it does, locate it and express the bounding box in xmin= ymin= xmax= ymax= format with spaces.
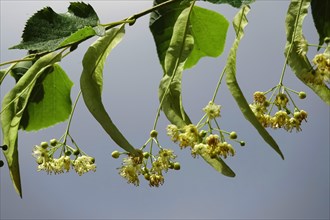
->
xmin=1 ymin=0 xmax=329 ymax=219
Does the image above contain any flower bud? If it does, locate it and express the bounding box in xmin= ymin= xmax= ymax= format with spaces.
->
xmin=73 ymin=149 xmax=80 ymax=156
xmin=199 ymin=130 xmax=207 ymax=138
xmin=91 ymin=157 xmax=95 ymax=163
xmin=294 ymin=111 xmax=300 ymax=119
xmin=264 ymin=100 xmax=270 ymax=107
xmin=142 ymin=167 xmax=149 ymax=174
xmin=143 ymin=152 xmax=150 ymax=159
xmin=150 ymin=130 xmax=158 ymax=138
xmin=111 ymin=150 xmax=120 ymax=159
xmin=1 ymin=145 xmax=8 ymax=151
xmin=298 ymin=91 xmax=306 ymax=99
xmin=173 ymin=162 xmax=181 ymax=170
xmin=65 ymin=151 xmax=72 ymax=156
xmin=50 ymin=139 xmax=58 ymax=146
xmin=36 ymin=157 xmax=43 ymax=164
xmin=0 ymin=160 xmax=4 ymax=167
xmin=229 ymin=131 xmax=237 ymax=139
xmin=40 ymin=142 xmax=48 ymax=149
xmin=240 ymin=141 xmax=246 ymax=147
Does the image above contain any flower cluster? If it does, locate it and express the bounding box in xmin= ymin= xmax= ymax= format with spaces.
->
xmin=32 ymin=139 xmax=96 ymax=175
xmin=167 ymin=101 xmax=242 ymax=160
xmin=310 ymin=53 xmax=330 ymax=84
xmin=113 ymin=132 xmax=180 ymax=187
xmin=167 ymin=124 xmax=238 ymax=159
xmin=249 ymin=91 xmax=308 ymax=132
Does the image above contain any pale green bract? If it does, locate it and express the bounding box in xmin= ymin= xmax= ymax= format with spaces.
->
xmin=1 ymin=52 xmax=62 ymax=197
xmin=0 ymin=69 xmax=6 ymax=84
xmin=159 ymin=4 xmax=236 ymax=177
xmin=225 ymin=6 xmax=284 ymax=159
xmin=159 ymin=5 xmax=194 ymax=128
xmin=80 ymin=27 xmax=137 ymax=155
xmin=200 ymin=150 xmax=236 ymax=177
xmin=285 ymin=0 xmax=330 ymax=105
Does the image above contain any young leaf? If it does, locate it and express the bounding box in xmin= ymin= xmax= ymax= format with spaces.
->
xmin=225 ymin=6 xmax=284 ymax=159
xmin=159 ymin=5 xmax=194 ymax=128
xmin=200 ymin=151 xmax=235 ymax=177
xmin=80 ymin=27 xmax=136 ymax=155
xmin=185 ymin=6 xmax=229 ymax=69
xmin=10 ymin=2 xmax=99 ymax=52
xmin=20 ymin=64 xmax=73 ymax=131
xmin=311 ymin=0 xmax=330 ymax=48
xmin=57 ymin=26 xmax=99 ymax=49
xmin=285 ymin=0 xmax=330 ymax=105
xmin=1 ymin=52 xmax=61 ymax=197
xmin=204 ymin=0 xmax=255 ymax=8
xmin=149 ymin=0 xmax=191 ymax=68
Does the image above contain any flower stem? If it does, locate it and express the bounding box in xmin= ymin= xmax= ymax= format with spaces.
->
xmin=211 ymin=68 xmax=226 ymax=102
xmin=0 ymin=56 xmax=35 ymax=67
xmin=103 ymin=0 xmax=181 ymax=30
xmin=278 ymin=0 xmax=304 ymax=86
xmin=63 ymin=91 xmax=82 ymax=145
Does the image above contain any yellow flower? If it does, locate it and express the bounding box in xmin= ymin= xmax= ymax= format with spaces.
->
xmin=191 ymin=143 xmax=207 ymax=157
xmin=272 ymin=111 xmax=289 ymax=128
xmin=275 ymin=93 xmax=289 ymax=108
xmin=118 ymin=157 xmax=141 ymax=186
xmin=149 ymin=173 xmax=164 ymax=187
xmin=73 ymin=155 xmax=96 ymax=176
xmin=203 ymin=101 xmax=221 ymax=120
xmin=156 ymin=149 xmax=176 ymax=172
xmin=37 ymin=159 xmax=54 ymax=174
xmin=253 ymin=91 xmax=266 ymax=104
xmin=250 ymin=103 xmax=267 ymax=117
xmin=166 ymin=124 xmax=179 ymax=142
xmin=287 ymin=117 xmax=302 ymax=132
xmin=178 ymin=124 xmax=199 ymax=148
xmin=204 ymin=135 xmax=235 ymax=159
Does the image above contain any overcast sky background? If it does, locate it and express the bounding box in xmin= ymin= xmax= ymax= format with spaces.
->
xmin=1 ymin=0 xmax=329 ymax=219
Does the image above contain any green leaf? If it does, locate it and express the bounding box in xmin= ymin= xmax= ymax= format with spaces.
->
xmin=285 ymin=0 xmax=330 ymax=105
xmin=10 ymin=2 xmax=99 ymax=52
xmin=225 ymin=6 xmax=284 ymax=159
xmin=1 ymin=52 xmax=61 ymax=197
xmin=80 ymin=27 xmax=136 ymax=155
xmin=204 ymin=0 xmax=255 ymax=8
xmin=159 ymin=5 xmax=194 ymax=128
xmin=20 ymin=64 xmax=73 ymax=131
xmin=185 ymin=6 xmax=229 ymax=69
xmin=200 ymin=150 xmax=235 ymax=177
xmin=311 ymin=0 xmax=330 ymax=47
xmin=149 ymin=0 xmax=191 ymax=68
